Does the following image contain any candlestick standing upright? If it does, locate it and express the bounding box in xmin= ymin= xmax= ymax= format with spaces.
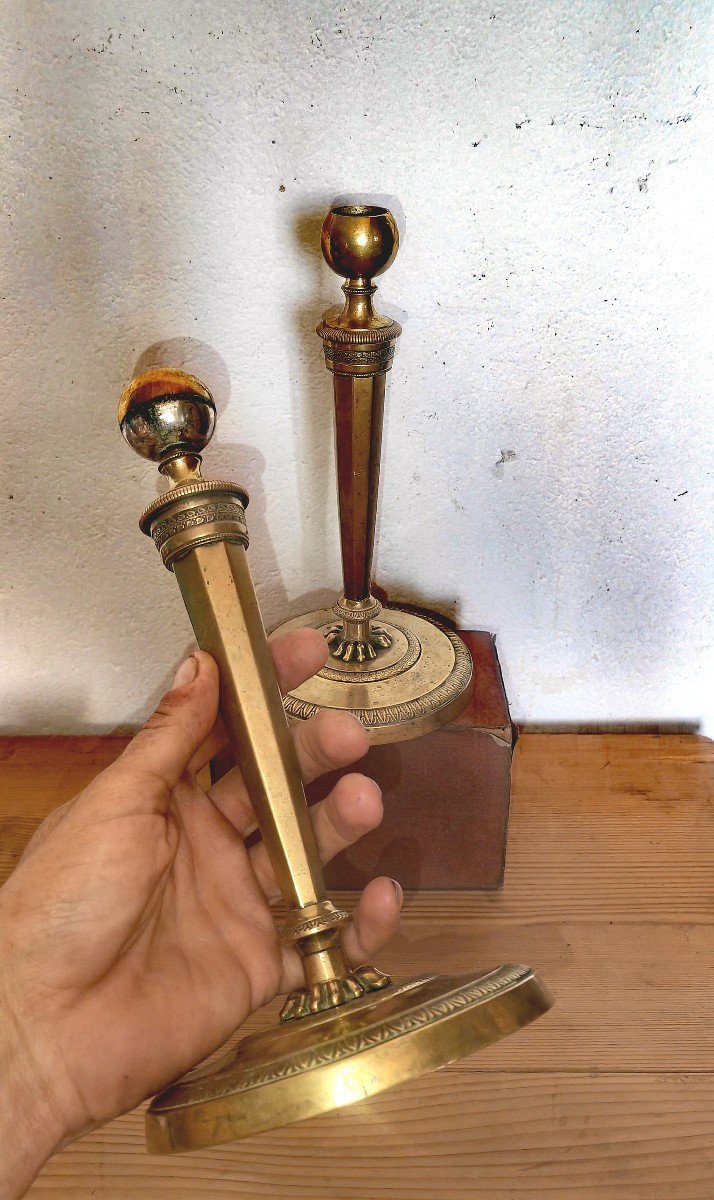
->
xmin=118 ymin=367 xmax=552 ymax=1154
xmin=276 ymin=204 xmax=475 ymax=743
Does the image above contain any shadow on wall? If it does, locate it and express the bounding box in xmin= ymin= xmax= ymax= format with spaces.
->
xmin=112 ymin=335 xmax=334 ymax=723
xmin=0 ymin=687 xmax=94 ymax=736
xmin=286 ymin=204 xmax=335 ymax=577
xmin=129 ymin=196 xmax=412 ymax=638
xmin=131 ymin=338 xmax=291 ymax=620
xmin=134 ymin=338 xmax=233 ymax=419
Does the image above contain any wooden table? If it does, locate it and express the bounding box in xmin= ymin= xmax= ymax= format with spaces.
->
xmin=1 ymin=733 xmax=712 ymax=1199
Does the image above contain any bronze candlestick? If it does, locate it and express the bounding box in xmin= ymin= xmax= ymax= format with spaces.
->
xmin=276 ymin=205 xmax=475 ymax=743
xmin=118 ymin=367 xmax=552 ymax=1153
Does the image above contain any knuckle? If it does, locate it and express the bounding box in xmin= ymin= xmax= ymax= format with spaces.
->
xmin=142 ymin=695 xmax=179 ymax=732
xmin=111 ymin=760 xmax=172 ymax=809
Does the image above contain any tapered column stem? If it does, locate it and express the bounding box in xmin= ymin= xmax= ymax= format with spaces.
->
xmin=174 ymin=541 xmax=326 ymax=912
xmin=317 ymin=205 xmax=402 ymax=664
xmin=333 ymin=369 xmax=385 ymax=601
xmin=140 ymin=480 xmax=346 ymax=946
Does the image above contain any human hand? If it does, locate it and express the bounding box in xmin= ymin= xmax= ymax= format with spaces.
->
xmin=0 ymin=629 xmax=401 ymax=1196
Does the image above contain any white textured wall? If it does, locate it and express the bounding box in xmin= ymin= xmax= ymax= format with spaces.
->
xmin=0 ymin=1 xmax=711 ymax=735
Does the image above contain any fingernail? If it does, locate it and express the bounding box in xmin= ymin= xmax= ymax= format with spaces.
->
xmin=389 ymin=878 xmax=403 ymax=904
xmin=172 ymin=654 xmax=198 ymax=690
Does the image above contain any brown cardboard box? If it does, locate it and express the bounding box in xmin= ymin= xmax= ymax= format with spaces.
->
xmin=312 ymin=631 xmax=513 ymax=890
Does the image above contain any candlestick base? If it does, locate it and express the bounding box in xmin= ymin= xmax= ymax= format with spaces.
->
xmin=146 ymin=964 xmax=551 ymax=1153
xmin=274 ymin=607 xmax=475 ymax=743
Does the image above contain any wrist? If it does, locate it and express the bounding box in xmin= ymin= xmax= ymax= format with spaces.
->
xmin=0 ymin=1002 xmax=70 ymax=1199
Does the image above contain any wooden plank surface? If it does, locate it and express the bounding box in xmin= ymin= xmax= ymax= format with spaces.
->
xmin=26 ymin=1074 xmax=714 ymax=1200
xmin=0 ymin=733 xmax=711 ymax=1198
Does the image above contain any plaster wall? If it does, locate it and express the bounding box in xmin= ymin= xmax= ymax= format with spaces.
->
xmin=0 ymin=0 xmax=711 ymax=734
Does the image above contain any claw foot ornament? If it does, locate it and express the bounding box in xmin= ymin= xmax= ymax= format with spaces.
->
xmin=326 ymin=595 xmax=392 ymax=662
xmin=326 ymin=622 xmax=393 ymax=662
xmin=280 ymin=965 xmax=391 ymax=1022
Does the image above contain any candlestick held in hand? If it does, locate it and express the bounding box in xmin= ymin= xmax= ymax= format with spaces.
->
xmin=118 ymin=367 xmax=551 ymax=1154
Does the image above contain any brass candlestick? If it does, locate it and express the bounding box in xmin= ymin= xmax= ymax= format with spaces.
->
xmin=276 ymin=204 xmax=475 ymax=742
xmin=119 ymin=367 xmax=552 ymax=1154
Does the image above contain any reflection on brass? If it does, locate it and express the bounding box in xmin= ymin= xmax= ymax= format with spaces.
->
xmin=119 ymin=368 xmax=552 ymax=1153
xmin=274 ymin=205 xmax=475 ymax=742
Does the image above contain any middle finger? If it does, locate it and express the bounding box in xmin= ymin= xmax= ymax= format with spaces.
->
xmin=207 ymin=708 xmax=369 ymax=835
xmin=248 ymin=771 xmax=383 ymax=902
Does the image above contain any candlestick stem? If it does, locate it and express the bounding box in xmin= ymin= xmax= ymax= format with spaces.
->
xmin=317 ymin=206 xmax=402 ymax=663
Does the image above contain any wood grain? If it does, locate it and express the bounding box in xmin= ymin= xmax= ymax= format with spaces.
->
xmin=25 ymin=1074 xmax=714 ymax=1200
xmin=0 ymin=732 xmax=710 ymax=1198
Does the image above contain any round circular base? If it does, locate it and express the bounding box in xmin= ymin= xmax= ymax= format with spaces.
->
xmin=146 ymin=964 xmax=552 ymax=1153
xmin=274 ymin=608 xmax=475 ymax=743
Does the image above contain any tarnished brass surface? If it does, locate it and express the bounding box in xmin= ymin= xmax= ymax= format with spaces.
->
xmin=275 ymin=204 xmax=474 ymax=741
xmin=119 ymin=367 xmax=552 ymax=1153
xmin=280 ymin=607 xmax=475 ymax=743
xmin=118 ymin=367 xmax=215 ymax=462
xmin=146 ymin=966 xmax=551 ymax=1153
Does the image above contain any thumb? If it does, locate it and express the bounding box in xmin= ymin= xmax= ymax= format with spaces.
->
xmin=120 ymin=650 xmax=220 ymax=789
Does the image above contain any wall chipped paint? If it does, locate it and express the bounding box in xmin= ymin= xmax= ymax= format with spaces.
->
xmin=0 ymin=1 xmax=711 ymax=734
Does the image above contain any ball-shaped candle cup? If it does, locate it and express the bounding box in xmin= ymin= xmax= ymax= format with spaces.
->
xmin=321 ymin=205 xmax=399 ymax=282
xmin=118 ymin=368 xmax=216 ymax=463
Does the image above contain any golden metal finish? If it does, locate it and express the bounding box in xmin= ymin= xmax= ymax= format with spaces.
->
xmin=119 ymin=368 xmax=552 ymax=1153
xmin=280 ymin=607 xmax=475 ymax=742
xmin=146 ymin=966 xmax=550 ymax=1153
xmin=274 ymin=204 xmax=475 ymax=742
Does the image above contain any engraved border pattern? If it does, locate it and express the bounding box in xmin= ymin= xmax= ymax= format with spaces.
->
xmin=332 ymin=597 xmax=383 ymax=623
xmin=152 ymin=501 xmax=247 ymax=551
xmin=160 ymin=966 xmax=530 ymax=1107
xmin=282 ymin=910 xmax=350 ymax=940
xmin=139 ymin=480 xmax=248 ymax=531
xmin=284 ymin=624 xmax=472 ymax=727
xmin=316 ymin=321 xmax=402 ymax=345
xmin=323 ymin=345 xmax=395 ymax=366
